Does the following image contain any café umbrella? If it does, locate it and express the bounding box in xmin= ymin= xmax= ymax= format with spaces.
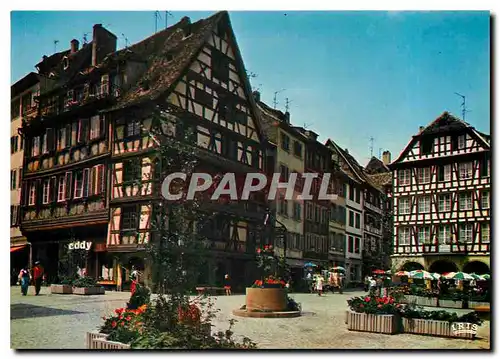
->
xmin=480 ymin=274 xmax=491 ymax=280
xmin=395 ymin=271 xmax=410 ymax=277
xmin=330 ymin=266 xmax=345 ymax=272
xmin=304 ymin=262 xmax=317 ymax=268
xmin=468 ymin=273 xmax=483 ymax=280
xmin=372 ymin=269 xmax=386 ymax=274
xmin=443 ymin=272 xmax=474 ymax=280
xmin=408 ymin=270 xmax=434 ymax=280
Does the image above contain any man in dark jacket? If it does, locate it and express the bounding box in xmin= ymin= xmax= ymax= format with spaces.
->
xmin=32 ymin=261 xmax=44 ymax=295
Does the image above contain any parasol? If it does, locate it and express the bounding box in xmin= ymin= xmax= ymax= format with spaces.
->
xmin=304 ymin=262 xmax=318 ymax=268
xmin=408 ymin=270 xmax=434 ymax=280
xmin=394 ymin=271 xmax=410 ymax=277
xmin=443 ymin=272 xmax=474 ymax=280
xmin=330 ymin=266 xmax=345 ymax=272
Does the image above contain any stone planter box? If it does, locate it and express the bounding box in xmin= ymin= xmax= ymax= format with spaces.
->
xmin=469 ymin=301 xmax=489 ymax=309
xmin=438 ymin=299 xmax=463 ymax=309
xmin=50 ymin=284 xmax=72 ymax=294
xmin=86 ymin=332 xmax=130 ymax=349
xmin=245 ymin=287 xmax=287 ymax=312
xmin=402 ymin=318 xmax=476 ymax=339
xmin=346 ymin=311 xmax=399 ymax=334
xmin=73 ymin=286 xmax=105 ymax=295
xmin=403 ymin=295 xmax=438 ymax=307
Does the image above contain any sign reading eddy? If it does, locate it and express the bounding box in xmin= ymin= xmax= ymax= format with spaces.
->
xmin=68 ymin=241 xmax=92 ymax=251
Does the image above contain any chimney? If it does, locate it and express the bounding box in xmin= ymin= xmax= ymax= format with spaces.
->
xmin=252 ymin=90 xmax=261 ymax=103
xmin=284 ymin=111 xmax=290 ymax=124
xmin=382 ymin=150 xmax=391 ymax=165
xmin=419 ymin=126 xmax=425 ymax=132
xmin=70 ymin=39 xmax=79 ymax=53
xmin=345 ymin=148 xmax=349 ymax=154
xmin=92 ymin=24 xmax=117 ymax=67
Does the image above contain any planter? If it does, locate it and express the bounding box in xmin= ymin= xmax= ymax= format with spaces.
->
xmin=245 ymin=287 xmax=287 ymax=312
xmin=438 ymin=299 xmax=463 ymax=309
xmin=403 ymin=295 xmax=438 ymax=307
xmin=346 ymin=311 xmax=399 ymax=334
xmin=73 ymin=286 xmax=105 ymax=295
xmin=86 ymin=332 xmax=130 ymax=349
xmin=469 ymin=301 xmax=489 ymax=309
xmin=402 ymin=318 xmax=476 ymax=339
xmin=50 ymin=284 xmax=72 ymax=294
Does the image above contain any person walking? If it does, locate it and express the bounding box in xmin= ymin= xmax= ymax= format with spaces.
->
xmin=316 ymin=275 xmax=324 ymax=296
xmin=224 ymin=274 xmax=231 ymax=296
xmin=32 ymin=261 xmax=44 ymax=296
xmin=18 ymin=267 xmax=30 ymax=296
xmin=368 ymin=276 xmax=377 ymax=296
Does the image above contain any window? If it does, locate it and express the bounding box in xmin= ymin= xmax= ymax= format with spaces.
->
xmin=458 ymin=134 xmax=466 ymax=150
xmin=348 ymin=210 xmax=354 ymax=227
xmin=418 ymin=196 xmax=431 ymax=213
xmin=438 ymin=225 xmax=452 ymax=244
xmin=57 ymin=127 xmax=66 ymax=150
xmin=481 ymin=156 xmax=490 ymax=177
xmin=91 ymin=165 xmax=106 ymax=195
xmin=126 ymin=119 xmax=141 ymax=137
xmin=64 ymin=172 xmax=73 ymax=200
xmin=123 ymin=159 xmax=141 ymax=184
xmin=398 ymin=197 xmax=410 ymax=214
xmin=398 ymin=227 xmax=410 ymax=245
xmin=211 ymin=50 xmax=229 ymax=82
xmin=420 ymin=137 xmax=433 ymax=155
xmin=418 ymin=167 xmax=431 ymax=184
xmin=42 ymin=179 xmax=50 ymax=204
xmin=398 ymin=169 xmax=411 ymax=185
xmin=348 ymin=236 xmax=354 ymax=252
xmin=11 ymin=99 xmax=20 ymax=119
xmin=314 ymin=205 xmax=319 ymax=222
xmin=279 ymin=164 xmax=289 ymax=182
xmin=18 ymin=168 xmax=23 ymax=187
xmin=293 ymin=141 xmax=302 ymax=158
xmin=121 ymin=206 xmax=139 ymax=231
xmin=418 ymin=226 xmax=431 ymax=244
xmin=355 ymin=213 xmax=360 ymax=229
xmin=10 ymin=170 xmax=17 ymax=190
xmin=194 ymin=88 xmax=213 ymax=108
xmin=481 ymin=191 xmax=490 ymax=209
xmin=281 ymin=133 xmax=290 ymax=152
xmin=458 ymin=162 xmax=473 ymax=179
xmin=349 ymin=185 xmax=355 ymax=201
xmin=438 ymin=165 xmax=451 ymax=182
xmin=354 ymin=237 xmax=360 ymax=253
xmin=74 ymin=171 xmax=84 ymax=199
xmin=57 ymin=176 xmax=66 ymax=202
xmin=278 ymin=195 xmax=287 ymax=216
xmin=10 ymin=136 xmax=18 ymax=154
xmin=438 ymin=194 xmax=451 ymax=212
xmin=10 ymin=205 xmax=19 ymax=227
xmin=77 ymin=118 xmax=89 ymax=143
xmin=32 ymin=136 xmax=40 ymax=157
xmin=306 ymin=203 xmax=313 ymax=220
xmin=355 ymin=189 xmax=360 ymax=203
xmin=90 ymin=115 xmax=104 ymax=140
xmin=28 ymin=182 xmax=36 ymax=205
xmin=459 ymin=223 xmax=473 ymax=243
xmin=481 ymin=223 xmax=490 ymax=243
xmin=293 ymin=202 xmax=301 ymax=220
xmin=459 ymin=192 xmax=473 ymax=210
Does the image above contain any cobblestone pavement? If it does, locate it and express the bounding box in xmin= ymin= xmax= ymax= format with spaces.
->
xmin=11 ymin=286 xmax=490 ymax=349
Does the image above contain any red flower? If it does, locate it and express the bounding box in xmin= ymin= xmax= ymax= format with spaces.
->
xmin=377 ymin=304 xmax=382 ymax=308
xmin=126 ymin=316 xmax=132 ymax=321
xmin=256 ymin=248 xmax=261 ymax=254
xmin=114 ymin=308 xmax=124 ymax=315
xmin=359 ymin=304 xmax=364 ymax=308
xmin=364 ymin=297 xmax=371 ymax=303
xmin=389 ymin=298 xmax=394 ymax=304
xmin=120 ymin=321 xmax=125 ymax=326
xmin=269 ymin=245 xmax=273 ymax=250
xmin=111 ymin=321 xmax=117 ymax=328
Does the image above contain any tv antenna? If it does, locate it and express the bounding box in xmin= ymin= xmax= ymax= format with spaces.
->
xmin=285 ymin=98 xmax=292 ymax=112
xmin=154 ymin=11 xmax=162 ymax=33
xmin=303 ymin=122 xmax=313 ymax=129
xmin=369 ymin=136 xmax=375 ymax=158
xmin=53 ymin=40 xmax=59 ymax=53
xmin=165 ymin=11 xmax=173 ymax=29
xmin=121 ymin=33 xmax=129 ymax=48
xmin=454 ymin=92 xmax=470 ymax=121
xmin=378 ymin=147 xmax=383 ymax=159
xmin=273 ymin=89 xmax=285 ymax=109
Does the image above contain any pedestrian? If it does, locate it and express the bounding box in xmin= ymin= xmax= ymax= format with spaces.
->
xmin=316 ymin=275 xmax=324 ymax=296
xmin=369 ymin=276 xmax=377 ymax=296
xmin=32 ymin=261 xmax=44 ymax=296
xmin=364 ymin=275 xmax=370 ymax=292
xmin=130 ymin=266 xmax=139 ymax=296
xmin=18 ymin=267 xmax=30 ymax=296
xmin=338 ymin=271 xmax=344 ymax=294
xmin=224 ymin=274 xmax=231 ymax=296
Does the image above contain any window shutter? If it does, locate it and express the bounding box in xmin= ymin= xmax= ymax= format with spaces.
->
xmin=99 ymin=115 xmax=106 ymax=138
xmin=65 ymin=172 xmax=73 ymax=200
xmin=91 ymin=166 xmax=97 ymax=195
xmin=50 ymin=176 xmax=57 ymax=202
xmin=35 ymin=179 xmax=42 ymax=206
xmin=98 ymin=164 xmax=105 ymax=194
xmin=72 ymin=122 xmax=78 ymax=145
xmin=83 ymin=168 xmax=90 ymax=197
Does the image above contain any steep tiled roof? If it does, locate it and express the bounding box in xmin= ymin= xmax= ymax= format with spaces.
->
xmin=257 ymin=100 xmax=305 ymax=144
xmin=107 ymin=12 xmax=225 ymax=111
xmin=367 ymin=172 xmax=392 ymax=191
xmin=365 ymin=156 xmax=390 ymax=174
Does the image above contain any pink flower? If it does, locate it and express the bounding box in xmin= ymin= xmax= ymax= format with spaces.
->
xmin=364 ymin=297 xmax=371 ymax=303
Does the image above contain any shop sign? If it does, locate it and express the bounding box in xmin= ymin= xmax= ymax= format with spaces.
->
xmin=68 ymin=241 xmax=92 ymax=250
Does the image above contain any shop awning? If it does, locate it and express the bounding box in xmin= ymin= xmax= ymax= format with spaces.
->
xmin=10 ymin=245 xmax=27 ymax=253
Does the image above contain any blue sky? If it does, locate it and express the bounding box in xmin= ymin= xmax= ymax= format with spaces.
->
xmin=11 ymin=11 xmax=490 ymax=165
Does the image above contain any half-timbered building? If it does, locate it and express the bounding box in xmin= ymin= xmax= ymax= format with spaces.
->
xmin=389 ymin=112 xmax=491 ymax=274
xmin=103 ymin=12 xmax=269 ymax=290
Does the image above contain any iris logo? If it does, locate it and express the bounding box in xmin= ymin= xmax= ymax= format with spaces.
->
xmin=451 ymin=322 xmax=478 ymax=335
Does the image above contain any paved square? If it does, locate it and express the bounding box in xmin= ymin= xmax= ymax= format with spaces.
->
xmin=10 ymin=287 xmax=490 ymax=349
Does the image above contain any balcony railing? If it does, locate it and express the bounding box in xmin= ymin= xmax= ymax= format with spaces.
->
xmin=365 ymin=202 xmax=383 ymax=213
xmin=364 ymin=224 xmax=381 ymax=235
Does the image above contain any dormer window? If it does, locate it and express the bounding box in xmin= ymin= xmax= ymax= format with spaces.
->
xmin=63 ymin=56 xmax=69 ymax=70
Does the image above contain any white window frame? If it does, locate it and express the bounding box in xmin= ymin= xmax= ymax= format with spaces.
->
xmin=459 ymin=223 xmax=473 ymax=243
xmin=443 ymin=165 xmax=451 ymax=181
xmin=458 ymin=134 xmax=466 ymax=150
xmin=74 ymin=171 xmax=84 ymax=199
xmin=398 ymin=227 xmax=410 ymax=245
xmin=481 ymin=191 xmax=490 ymax=209
xmin=57 ymin=176 xmax=66 ymax=202
xmin=459 ymin=192 xmax=473 ymax=211
xmin=28 ymin=182 xmax=36 ymax=205
xmin=398 ymin=169 xmax=411 ymax=186
xmin=418 ymin=167 xmax=431 ymax=184
xmin=418 ymin=226 xmax=431 ymax=244
xmin=57 ymin=127 xmax=66 ymax=150
xmin=459 ymin=162 xmax=473 ymax=179
xmin=438 ymin=225 xmax=452 ymax=244
xmin=418 ymin=196 xmax=431 ymax=213
xmin=42 ymin=179 xmax=50 ymax=204
xmin=90 ymin=115 xmax=101 ymax=140
xmin=481 ymin=223 xmax=490 ymax=243
xmin=398 ymin=197 xmax=410 ymax=214
xmin=32 ymin=136 xmax=40 ymax=157
xmin=438 ymin=194 xmax=451 ymax=212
